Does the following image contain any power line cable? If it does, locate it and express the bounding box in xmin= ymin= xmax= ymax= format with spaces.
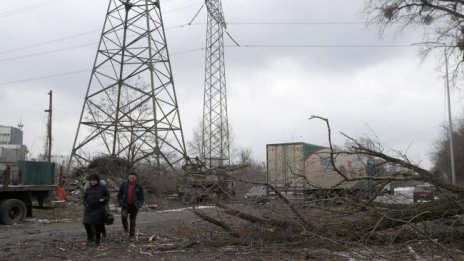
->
xmin=234 ymin=44 xmax=412 ymax=48
xmin=0 ymin=20 xmax=370 ymax=57
xmin=0 ymin=47 xmax=206 ymax=86
xmin=228 ymin=22 xmax=366 ymax=25
xmin=0 ymin=30 xmax=99 ymax=55
xmin=0 ymin=39 xmax=416 ymax=64
xmin=164 ymin=2 xmax=203 ymax=14
xmin=0 ymin=24 xmax=190 ymax=61
xmin=0 ymin=42 xmax=419 ymax=86
xmin=0 ymin=0 xmax=65 ymax=18
xmin=0 ymin=68 xmax=90 ymax=86
xmin=188 ymin=21 xmax=367 ymax=26
xmin=0 ymin=2 xmax=201 ymax=55
xmin=0 ymin=42 xmax=96 ymax=63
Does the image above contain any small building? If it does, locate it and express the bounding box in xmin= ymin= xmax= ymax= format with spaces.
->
xmin=0 ymin=125 xmax=23 ymax=145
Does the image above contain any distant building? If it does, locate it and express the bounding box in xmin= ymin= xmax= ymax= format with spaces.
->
xmin=0 ymin=125 xmax=23 ymax=145
xmin=0 ymin=125 xmax=27 ymax=162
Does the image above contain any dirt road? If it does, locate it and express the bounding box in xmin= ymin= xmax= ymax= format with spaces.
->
xmin=0 ymin=204 xmax=303 ymax=261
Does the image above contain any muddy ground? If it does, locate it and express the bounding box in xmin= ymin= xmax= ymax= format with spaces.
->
xmin=0 ymin=193 xmax=455 ymax=261
xmin=0 ymin=197 xmax=312 ymax=261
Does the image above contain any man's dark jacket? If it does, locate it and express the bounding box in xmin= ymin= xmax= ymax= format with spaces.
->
xmin=117 ymin=181 xmax=144 ymax=209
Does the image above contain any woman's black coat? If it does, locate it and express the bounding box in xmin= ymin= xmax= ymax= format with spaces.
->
xmin=82 ymin=183 xmax=109 ymax=225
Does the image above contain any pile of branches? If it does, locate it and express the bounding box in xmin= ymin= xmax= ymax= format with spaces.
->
xmin=72 ymin=156 xmax=132 ymax=180
xmin=190 ymin=118 xmax=464 ymax=260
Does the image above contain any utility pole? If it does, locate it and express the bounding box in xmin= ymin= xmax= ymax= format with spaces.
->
xmin=411 ymin=42 xmax=456 ymax=184
xmin=69 ymin=0 xmax=186 ymax=169
xmin=201 ymin=0 xmax=230 ymax=168
xmin=44 ymin=90 xmax=52 ymax=162
xmin=443 ymin=45 xmax=456 ymax=184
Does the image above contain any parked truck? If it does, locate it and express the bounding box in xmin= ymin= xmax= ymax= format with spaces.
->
xmin=0 ymin=161 xmax=56 ymax=225
xmin=266 ymin=142 xmax=385 ymax=199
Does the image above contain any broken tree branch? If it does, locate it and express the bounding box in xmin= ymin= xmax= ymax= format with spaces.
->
xmin=191 ymin=207 xmax=240 ymax=238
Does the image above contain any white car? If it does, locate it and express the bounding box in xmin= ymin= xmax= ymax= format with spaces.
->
xmin=244 ymin=185 xmax=269 ymax=203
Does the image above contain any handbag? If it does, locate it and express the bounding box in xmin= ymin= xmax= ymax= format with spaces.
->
xmin=104 ymin=206 xmax=114 ymax=225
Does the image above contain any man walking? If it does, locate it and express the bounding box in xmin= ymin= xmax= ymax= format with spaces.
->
xmin=117 ymin=171 xmax=144 ymax=240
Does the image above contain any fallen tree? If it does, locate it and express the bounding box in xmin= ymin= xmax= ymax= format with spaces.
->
xmin=190 ymin=116 xmax=464 ymax=259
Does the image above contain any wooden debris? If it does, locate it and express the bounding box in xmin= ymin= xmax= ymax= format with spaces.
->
xmin=191 ymin=207 xmax=240 ymax=238
xmin=217 ymin=201 xmax=293 ymax=229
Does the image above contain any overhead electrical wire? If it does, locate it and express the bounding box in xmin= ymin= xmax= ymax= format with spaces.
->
xmin=0 ymin=68 xmax=90 ymax=86
xmin=0 ymin=0 xmax=65 ymax=18
xmin=0 ymin=46 xmax=415 ymax=86
xmin=0 ymin=24 xmax=190 ymax=62
xmin=0 ymin=2 xmax=424 ymax=92
xmin=0 ymin=20 xmax=368 ymax=58
xmin=189 ymin=22 xmax=366 ymax=26
xmin=164 ymin=2 xmax=203 ymax=14
xmin=234 ymin=44 xmax=412 ymax=48
xmin=0 ymin=42 xmax=97 ymax=62
xmin=0 ymin=42 xmax=419 ymax=86
xmin=229 ymin=22 xmax=365 ymax=25
xmin=0 ymin=30 xmax=99 ymax=55
xmin=0 ymin=41 xmax=414 ymax=64
xmin=0 ymin=1 xmax=413 ymax=86
xmin=0 ymin=47 xmax=206 ymax=86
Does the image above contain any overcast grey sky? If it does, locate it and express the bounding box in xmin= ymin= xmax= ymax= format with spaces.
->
xmin=1 ymin=0 xmax=461 ymax=169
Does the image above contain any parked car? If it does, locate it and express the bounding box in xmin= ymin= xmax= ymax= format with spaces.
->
xmin=244 ymin=185 xmax=269 ymax=203
xmin=413 ymin=184 xmax=435 ymax=203
xmin=381 ymin=182 xmax=394 ymax=195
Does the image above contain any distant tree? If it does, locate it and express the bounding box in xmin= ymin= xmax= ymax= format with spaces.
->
xmin=236 ymin=146 xmax=253 ymax=166
xmin=187 ymin=119 xmax=203 ymax=158
xmin=187 ymin=120 xmax=235 ymax=163
xmin=431 ymin=117 xmax=464 ymax=184
xmin=362 ymin=0 xmax=464 ymax=80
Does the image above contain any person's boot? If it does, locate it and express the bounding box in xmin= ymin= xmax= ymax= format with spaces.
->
xmin=129 ymin=223 xmax=135 ymax=239
xmin=85 ymin=226 xmax=95 ymax=245
xmin=102 ymin=225 xmax=107 ymax=238
xmin=86 ymin=234 xmax=95 ymax=245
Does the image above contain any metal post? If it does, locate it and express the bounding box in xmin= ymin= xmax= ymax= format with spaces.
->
xmin=443 ymin=46 xmax=456 ymax=184
xmin=411 ymin=42 xmax=456 ymax=184
xmin=44 ymin=90 xmax=52 ymax=162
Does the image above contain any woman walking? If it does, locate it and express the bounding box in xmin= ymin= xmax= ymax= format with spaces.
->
xmin=83 ymin=174 xmax=109 ymax=246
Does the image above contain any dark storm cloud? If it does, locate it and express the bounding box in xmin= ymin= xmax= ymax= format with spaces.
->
xmin=0 ymin=0 xmax=457 ymax=168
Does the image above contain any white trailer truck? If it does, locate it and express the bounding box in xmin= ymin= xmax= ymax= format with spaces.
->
xmin=266 ymin=142 xmax=375 ymax=198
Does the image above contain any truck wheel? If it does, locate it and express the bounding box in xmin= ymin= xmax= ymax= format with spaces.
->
xmin=0 ymin=199 xmax=27 ymax=225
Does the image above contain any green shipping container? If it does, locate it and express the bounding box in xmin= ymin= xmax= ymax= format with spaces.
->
xmin=17 ymin=161 xmax=55 ymax=185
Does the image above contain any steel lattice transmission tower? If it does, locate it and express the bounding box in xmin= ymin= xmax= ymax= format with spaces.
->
xmin=201 ymin=0 xmax=230 ymax=168
xmin=69 ymin=0 xmax=186 ymax=169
